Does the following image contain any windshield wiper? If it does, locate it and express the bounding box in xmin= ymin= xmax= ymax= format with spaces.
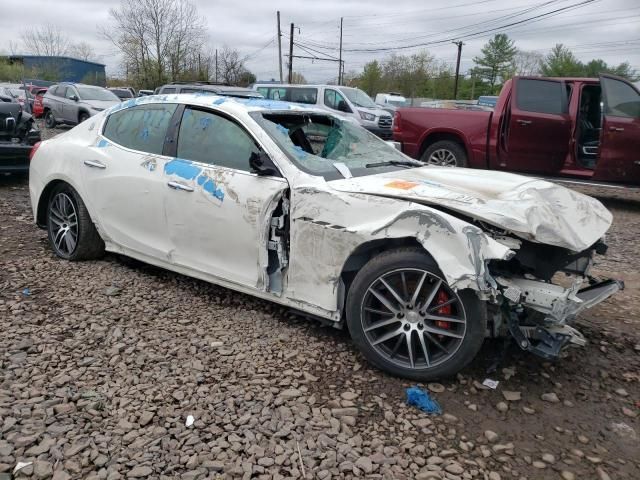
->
xmin=365 ymin=159 xmax=422 ymax=169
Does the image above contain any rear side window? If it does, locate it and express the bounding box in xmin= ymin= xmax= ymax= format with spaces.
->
xmin=267 ymin=88 xmax=287 ymax=100
xmin=290 ymin=88 xmax=318 ymax=104
xmin=516 ymin=79 xmax=567 ymax=115
xmin=103 ymin=103 xmax=177 ymax=154
xmin=603 ymin=78 xmax=640 ymax=118
xmin=257 ymin=87 xmax=269 ymax=97
xmin=162 ymin=87 xmax=176 ymax=94
xmin=176 ymin=107 xmax=260 ymax=172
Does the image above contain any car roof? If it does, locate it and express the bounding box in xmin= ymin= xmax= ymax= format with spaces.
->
xmin=106 ymin=92 xmax=330 ymax=117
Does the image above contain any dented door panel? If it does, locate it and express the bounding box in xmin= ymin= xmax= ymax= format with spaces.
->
xmin=163 ymin=158 xmax=288 ymax=290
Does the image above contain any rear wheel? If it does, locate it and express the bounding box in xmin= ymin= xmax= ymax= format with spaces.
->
xmin=421 ymin=140 xmax=467 ymax=167
xmin=47 ymin=184 xmax=105 ymax=261
xmin=346 ymin=248 xmax=486 ymax=380
xmin=78 ymin=112 xmax=90 ymax=123
xmin=44 ymin=110 xmax=56 ymax=129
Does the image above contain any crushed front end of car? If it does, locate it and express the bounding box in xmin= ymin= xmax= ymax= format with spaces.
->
xmin=0 ymin=103 xmax=41 ymax=174
xmin=488 ymin=236 xmax=623 ymax=360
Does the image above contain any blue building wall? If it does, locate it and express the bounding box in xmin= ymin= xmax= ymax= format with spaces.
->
xmin=11 ymin=56 xmax=106 ymax=86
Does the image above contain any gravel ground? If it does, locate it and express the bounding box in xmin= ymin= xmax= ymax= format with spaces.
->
xmin=1 ymin=126 xmax=639 ymax=480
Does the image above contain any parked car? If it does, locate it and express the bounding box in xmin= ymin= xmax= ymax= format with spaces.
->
xmin=394 ymin=74 xmax=640 ymax=186
xmin=137 ymin=89 xmax=154 ymax=97
xmin=157 ymin=82 xmax=262 ymax=99
xmin=31 ymin=88 xmax=48 ymax=118
xmin=108 ymin=87 xmax=135 ymax=101
xmin=43 ymin=83 xmax=121 ymax=128
xmin=253 ymin=83 xmax=394 ymax=139
xmin=0 ymin=102 xmax=41 ymax=174
xmin=0 ymin=86 xmax=18 ymax=103
xmin=375 ymin=92 xmax=409 ymax=114
xmin=29 ymin=94 xmax=622 ymax=379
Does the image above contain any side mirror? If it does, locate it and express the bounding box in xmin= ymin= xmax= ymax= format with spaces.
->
xmin=249 ymin=151 xmax=280 ymax=177
xmin=337 ymin=100 xmax=350 ymax=113
xmin=70 ymin=95 xmax=79 ymax=102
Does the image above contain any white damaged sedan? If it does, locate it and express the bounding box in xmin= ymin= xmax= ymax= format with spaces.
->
xmin=29 ymin=94 xmax=623 ymax=380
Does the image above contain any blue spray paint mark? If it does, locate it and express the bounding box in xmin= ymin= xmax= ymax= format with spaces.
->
xmin=96 ymin=139 xmax=110 ymax=148
xmin=200 ymin=176 xmax=224 ymax=201
xmin=236 ymin=98 xmax=293 ymax=110
xmin=213 ymin=98 xmax=226 ymax=105
xmin=276 ymin=124 xmax=289 ymax=136
xmin=164 ymin=158 xmax=202 ymax=180
xmin=140 ymin=128 xmax=149 ymax=141
xmin=293 ymin=145 xmax=308 ymax=159
xmin=199 ymin=117 xmax=213 ymax=130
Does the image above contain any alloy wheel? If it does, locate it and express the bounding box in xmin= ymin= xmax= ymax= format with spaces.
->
xmin=49 ymin=192 xmax=79 ymax=256
xmin=427 ymin=149 xmax=457 ymax=166
xmin=360 ymin=268 xmax=467 ymax=370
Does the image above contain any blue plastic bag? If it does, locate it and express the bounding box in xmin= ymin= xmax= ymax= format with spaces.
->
xmin=406 ymin=386 xmax=442 ymax=415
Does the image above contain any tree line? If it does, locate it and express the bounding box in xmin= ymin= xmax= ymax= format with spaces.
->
xmin=349 ymin=33 xmax=637 ymax=100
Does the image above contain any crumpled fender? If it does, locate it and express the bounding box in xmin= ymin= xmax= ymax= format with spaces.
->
xmin=285 ymin=185 xmax=513 ymax=315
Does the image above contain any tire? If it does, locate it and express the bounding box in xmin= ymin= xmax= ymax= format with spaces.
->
xmin=346 ymin=248 xmax=486 ymax=381
xmin=78 ymin=112 xmax=90 ymax=123
xmin=46 ymin=183 xmax=105 ymax=261
xmin=421 ymin=140 xmax=468 ymax=167
xmin=44 ymin=110 xmax=56 ymax=129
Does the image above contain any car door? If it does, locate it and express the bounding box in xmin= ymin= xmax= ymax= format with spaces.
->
xmin=594 ymin=75 xmax=640 ymax=185
xmin=62 ymin=86 xmax=80 ymax=123
xmin=81 ymin=102 xmax=179 ymax=258
xmin=50 ymin=86 xmax=66 ymax=119
xmin=502 ymin=77 xmax=572 ymax=174
xmin=163 ymin=105 xmax=288 ymax=290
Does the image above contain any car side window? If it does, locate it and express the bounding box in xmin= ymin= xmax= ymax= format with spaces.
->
xmin=103 ymin=103 xmax=178 ymax=155
xmin=176 ymin=107 xmax=260 ymax=172
xmin=65 ymin=88 xmax=77 ymax=100
xmin=162 ymin=87 xmax=176 ymax=94
xmin=324 ymin=89 xmax=346 ymax=110
xmin=290 ymin=87 xmax=318 ymax=105
xmin=516 ymin=79 xmax=567 ymax=115
xmin=268 ymin=88 xmax=287 ymax=100
xmin=603 ymin=78 xmax=640 ymax=118
xmin=56 ymin=87 xmax=67 ymax=98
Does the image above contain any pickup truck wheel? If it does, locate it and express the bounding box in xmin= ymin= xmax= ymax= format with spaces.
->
xmin=44 ymin=110 xmax=56 ymax=129
xmin=346 ymin=248 xmax=486 ymax=381
xmin=421 ymin=140 xmax=467 ymax=167
xmin=47 ymin=184 xmax=105 ymax=261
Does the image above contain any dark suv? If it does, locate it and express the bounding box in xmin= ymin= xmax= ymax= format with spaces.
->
xmin=156 ymin=82 xmax=263 ymax=99
xmin=43 ymin=83 xmax=121 ymax=128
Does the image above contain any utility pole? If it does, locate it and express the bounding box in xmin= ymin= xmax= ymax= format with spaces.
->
xmin=215 ymin=49 xmax=218 ymax=83
xmin=288 ymin=23 xmax=294 ymax=83
xmin=277 ymin=11 xmax=283 ymax=83
xmin=453 ymin=41 xmax=463 ymax=99
xmin=338 ymin=17 xmax=343 ymax=85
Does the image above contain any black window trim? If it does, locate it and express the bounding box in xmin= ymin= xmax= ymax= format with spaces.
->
xmin=600 ymin=74 xmax=640 ymax=119
xmin=171 ymin=104 xmax=283 ymax=178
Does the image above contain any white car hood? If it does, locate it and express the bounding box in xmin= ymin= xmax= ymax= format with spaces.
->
xmin=328 ymin=167 xmax=612 ymax=252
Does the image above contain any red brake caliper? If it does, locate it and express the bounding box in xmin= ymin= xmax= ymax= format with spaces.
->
xmin=434 ymin=289 xmax=451 ymax=330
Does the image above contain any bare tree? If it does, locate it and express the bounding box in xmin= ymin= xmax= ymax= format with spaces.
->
xmin=103 ymin=0 xmax=209 ymax=87
xmin=69 ymin=42 xmax=98 ymax=62
xmin=217 ymin=46 xmax=249 ymax=85
xmin=21 ymin=24 xmax=70 ymax=57
xmin=512 ymin=49 xmax=543 ymax=76
xmin=289 ymin=71 xmax=306 ymax=84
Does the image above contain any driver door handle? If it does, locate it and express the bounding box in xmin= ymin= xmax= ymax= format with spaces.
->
xmin=167 ymin=181 xmax=194 ymax=192
xmin=517 ymin=119 xmax=532 ymax=126
xmin=609 ymin=126 xmax=624 ymax=132
xmin=83 ymin=160 xmax=106 ymax=169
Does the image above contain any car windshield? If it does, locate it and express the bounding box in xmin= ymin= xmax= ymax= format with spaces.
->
xmin=251 ymin=111 xmax=419 ymax=181
xmin=77 ymin=87 xmax=119 ymax=101
xmin=339 ymin=87 xmax=377 ymax=108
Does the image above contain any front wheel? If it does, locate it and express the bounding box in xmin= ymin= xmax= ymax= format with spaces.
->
xmin=44 ymin=110 xmax=56 ymax=129
xmin=346 ymin=248 xmax=486 ymax=380
xmin=421 ymin=140 xmax=468 ymax=167
xmin=47 ymin=184 xmax=105 ymax=261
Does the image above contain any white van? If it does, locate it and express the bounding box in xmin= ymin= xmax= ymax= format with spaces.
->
xmin=252 ymin=84 xmax=393 ymax=139
xmin=375 ymin=92 xmax=409 ymax=114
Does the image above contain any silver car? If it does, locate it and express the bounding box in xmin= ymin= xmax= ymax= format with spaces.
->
xmin=43 ymin=83 xmax=120 ymax=128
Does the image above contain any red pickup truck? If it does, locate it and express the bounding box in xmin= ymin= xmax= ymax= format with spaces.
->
xmin=393 ymin=74 xmax=640 ymax=186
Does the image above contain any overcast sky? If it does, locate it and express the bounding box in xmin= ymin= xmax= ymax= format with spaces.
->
xmin=2 ymin=0 xmax=639 ymax=82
